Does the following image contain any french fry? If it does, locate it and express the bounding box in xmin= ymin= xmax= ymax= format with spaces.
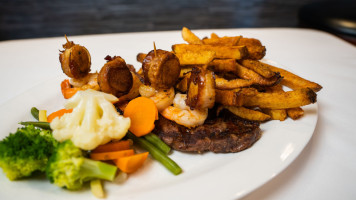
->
xmin=238 ymin=37 xmax=266 ymax=60
xmin=179 ymin=67 xmax=193 ymax=78
xmin=215 ymin=76 xmax=254 ymax=89
xmin=287 ymin=107 xmax=304 ymax=120
xmin=210 ymin=32 xmax=219 ymax=39
xmin=175 ymin=50 xmax=215 ymax=65
xmin=215 ymin=88 xmax=257 ymax=106
xmin=235 ymin=63 xmax=282 ymax=87
xmin=261 ymin=108 xmax=287 ymax=121
xmin=240 ymin=59 xmax=275 ymax=78
xmin=172 ymin=44 xmax=248 ymax=59
xmin=176 ymin=73 xmax=190 ymax=92
xmin=182 ymin=27 xmax=203 ymax=44
xmin=202 ymin=36 xmax=242 ymax=46
xmin=263 ymin=62 xmax=323 ymax=92
xmin=208 ymin=59 xmax=237 ymax=73
xmin=223 ymin=106 xmax=271 ymax=121
xmin=243 ymin=88 xmax=317 ymax=109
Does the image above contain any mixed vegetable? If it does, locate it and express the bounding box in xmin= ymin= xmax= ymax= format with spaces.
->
xmin=0 ymin=89 xmax=182 ymax=198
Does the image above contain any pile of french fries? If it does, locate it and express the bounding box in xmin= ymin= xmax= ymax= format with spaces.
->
xmin=138 ymin=27 xmax=322 ymax=122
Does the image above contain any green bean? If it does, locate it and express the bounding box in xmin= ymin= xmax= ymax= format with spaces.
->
xmin=126 ymin=132 xmax=182 ymax=175
xmin=144 ymin=133 xmax=171 ymax=154
xmin=19 ymin=121 xmax=51 ymax=130
xmin=31 ymin=107 xmax=39 ymax=121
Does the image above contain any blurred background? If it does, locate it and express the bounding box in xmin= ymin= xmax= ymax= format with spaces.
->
xmin=0 ymin=0 xmax=355 ymax=44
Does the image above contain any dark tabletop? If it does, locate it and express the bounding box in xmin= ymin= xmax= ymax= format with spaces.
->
xmin=0 ymin=0 xmax=355 ymax=45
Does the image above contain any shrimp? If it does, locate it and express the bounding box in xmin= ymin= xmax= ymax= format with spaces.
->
xmin=161 ymin=93 xmax=208 ymax=128
xmin=139 ymin=84 xmax=175 ymax=112
xmin=69 ymin=73 xmax=100 ymax=90
xmin=186 ymin=67 xmax=216 ymax=110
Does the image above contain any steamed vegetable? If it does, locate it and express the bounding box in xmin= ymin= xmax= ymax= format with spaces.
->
xmin=0 ymin=125 xmax=58 ymax=180
xmin=123 ymin=96 xmax=158 ymax=137
xmin=47 ymin=108 xmax=73 ymax=122
xmin=126 ymin=132 xmax=182 ymax=175
xmin=46 ymin=140 xmax=117 ymax=190
xmin=113 ymin=152 xmax=149 ymax=173
xmin=144 ymin=133 xmax=171 ymax=154
xmin=50 ymin=89 xmax=131 ymax=150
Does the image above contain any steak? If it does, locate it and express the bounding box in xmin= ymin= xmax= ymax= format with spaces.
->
xmin=154 ymin=110 xmax=261 ymax=153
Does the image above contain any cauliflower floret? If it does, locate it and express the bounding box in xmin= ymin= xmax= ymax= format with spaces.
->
xmin=50 ymin=89 xmax=130 ymax=150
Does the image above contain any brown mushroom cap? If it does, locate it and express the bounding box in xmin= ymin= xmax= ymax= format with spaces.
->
xmin=59 ymin=44 xmax=91 ymax=79
xmin=142 ymin=49 xmax=180 ymax=89
xmin=98 ymin=56 xmax=133 ymax=97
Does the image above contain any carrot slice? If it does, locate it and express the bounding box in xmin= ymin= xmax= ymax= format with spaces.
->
xmin=92 ymin=140 xmax=132 ymax=153
xmin=47 ymin=108 xmax=73 ymax=122
xmin=124 ymin=97 xmax=158 ymax=137
xmin=90 ymin=149 xmax=135 ymax=161
xmin=61 ymin=79 xmax=81 ymax=99
xmin=113 ymin=152 xmax=149 ymax=173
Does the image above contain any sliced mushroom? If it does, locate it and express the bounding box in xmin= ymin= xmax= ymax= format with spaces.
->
xmin=59 ymin=37 xmax=91 ymax=79
xmin=98 ymin=56 xmax=133 ymax=98
xmin=142 ymin=49 xmax=180 ymax=89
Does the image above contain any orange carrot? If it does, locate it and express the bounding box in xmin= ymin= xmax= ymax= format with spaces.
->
xmin=47 ymin=108 xmax=73 ymax=122
xmin=113 ymin=152 xmax=149 ymax=173
xmin=61 ymin=79 xmax=80 ymax=99
xmin=92 ymin=140 xmax=132 ymax=153
xmin=123 ymin=97 xmax=158 ymax=137
xmin=90 ymin=149 xmax=135 ymax=161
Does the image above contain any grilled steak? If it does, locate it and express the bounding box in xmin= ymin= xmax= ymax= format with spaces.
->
xmin=154 ymin=110 xmax=261 ymax=153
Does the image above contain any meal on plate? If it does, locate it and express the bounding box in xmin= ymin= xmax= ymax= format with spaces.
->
xmin=0 ymin=27 xmax=322 ymax=198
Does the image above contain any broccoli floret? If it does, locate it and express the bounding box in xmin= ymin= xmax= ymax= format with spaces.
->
xmin=0 ymin=125 xmax=58 ymax=180
xmin=46 ymin=140 xmax=117 ymax=190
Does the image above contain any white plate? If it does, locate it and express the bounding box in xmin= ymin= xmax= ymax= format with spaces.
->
xmin=0 ymin=30 xmax=318 ymax=200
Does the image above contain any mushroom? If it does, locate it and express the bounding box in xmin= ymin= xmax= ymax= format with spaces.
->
xmin=142 ymin=49 xmax=180 ymax=89
xmin=98 ymin=56 xmax=133 ymax=98
xmin=59 ymin=36 xmax=91 ymax=79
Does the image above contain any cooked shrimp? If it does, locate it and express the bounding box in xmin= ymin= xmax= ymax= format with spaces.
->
xmin=161 ymin=93 xmax=208 ymax=128
xmin=69 ymin=73 xmax=100 ymax=90
xmin=186 ymin=67 xmax=216 ymax=110
xmin=139 ymin=84 xmax=175 ymax=112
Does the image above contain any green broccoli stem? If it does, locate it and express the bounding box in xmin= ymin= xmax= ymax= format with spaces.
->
xmin=19 ymin=121 xmax=51 ymax=130
xmin=127 ymin=132 xmax=182 ymax=175
xmin=80 ymin=158 xmax=117 ymax=182
xmin=144 ymin=133 xmax=171 ymax=155
xmin=31 ymin=107 xmax=40 ymax=121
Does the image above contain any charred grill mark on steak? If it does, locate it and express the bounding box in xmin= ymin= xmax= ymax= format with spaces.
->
xmin=154 ymin=110 xmax=261 ymax=153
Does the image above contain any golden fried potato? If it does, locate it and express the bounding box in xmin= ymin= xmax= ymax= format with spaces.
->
xmin=238 ymin=37 xmax=266 ymax=60
xmin=208 ymin=59 xmax=237 ymax=73
xmin=263 ymin=62 xmax=323 ymax=92
xmin=261 ymin=108 xmax=287 ymax=121
xmin=287 ymin=107 xmax=304 ymax=120
xmin=175 ymin=50 xmax=215 ymax=65
xmin=215 ymin=75 xmax=254 ymax=89
xmin=202 ymin=36 xmax=241 ymax=46
xmin=234 ymin=63 xmax=282 ymax=87
xmin=243 ymin=88 xmax=317 ymax=109
xmin=172 ymin=44 xmax=248 ymax=60
xmin=240 ymin=59 xmax=275 ymax=78
xmin=222 ymin=106 xmax=271 ymax=121
xmin=182 ymin=27 xmax=203 ymax=44
xmin=215 ymin=88 xmax=257 ymax=106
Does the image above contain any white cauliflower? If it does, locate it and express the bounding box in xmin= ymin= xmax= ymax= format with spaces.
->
xmin=50 ymin=89 xmax=131 ymax=150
